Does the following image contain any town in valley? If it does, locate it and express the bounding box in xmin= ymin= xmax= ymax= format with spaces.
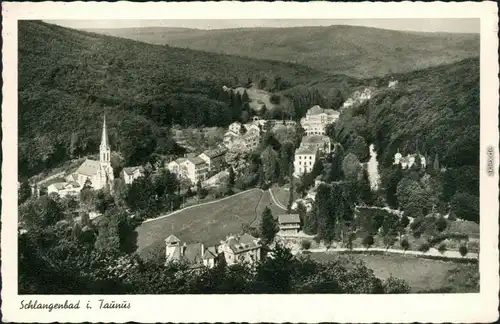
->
xmin=17 ymin=19 xmax=480 ymax=294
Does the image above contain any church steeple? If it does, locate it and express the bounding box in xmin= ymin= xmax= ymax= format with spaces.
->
xmin=100 ymin=114 xmax=111 ymax=165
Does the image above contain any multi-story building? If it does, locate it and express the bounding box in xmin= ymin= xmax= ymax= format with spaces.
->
xmin=199 ymin=147 xmax=228 ymax=173
xmin=278 ymin=214 xmax=301 ymax=235
xmin=164 ymin=235 xmax=220 ymax=269
xmin=293 ymin=145 xmax=317 ymax=177
xmin=218 ymin=234 xmax=262 ymax=266
xmin=300 ymin=105 xmax=340 ymax=136
xmin=184 ymin=156 xmax=209 ymax=185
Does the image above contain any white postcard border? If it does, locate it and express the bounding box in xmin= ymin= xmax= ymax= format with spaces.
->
xmin=2 ymin=1 xmax=499 ymax=323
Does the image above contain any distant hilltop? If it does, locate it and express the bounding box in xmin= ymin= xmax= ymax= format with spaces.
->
xmin=85 ymin=24 xmax=479 ymax=78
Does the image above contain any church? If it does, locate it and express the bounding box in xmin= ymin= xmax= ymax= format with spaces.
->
xmin=47 ymin=115 xmax=115 ymax=197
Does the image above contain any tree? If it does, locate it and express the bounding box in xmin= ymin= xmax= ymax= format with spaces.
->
xmin=296 ymin=201 xmax=307 ymax=228
xmin=400 ymin=238 xmax=410 ymax=251
xmin=342 ymin=153 xmax=362 ymax=182
xmin=19 ymin=180 xmax=32 ymax=205
xmin=260 ymin=206 xmax=278 ymax=244
xmin=287 ymin=177 xmax=294 ymax=213
xmin=348 ymin=135 xmax=369 ymax=161
xmin=450 ymin=192 xmax=479 ymax=222
xmin=385 ymin=165 xmax=403 ymax=209
xmin=261 ymin=146 xmax=279 ymax=184
xmin=359 ymin=168 xmax=373 ymax=205
xmin=383 ymin=276 xmax=411 ymax=293
xmin=258 ymin=77 xmax=267 ymax=90
xmin=69 ymin=132 xmax=80 ymax=159
xmin=227 ymin=167 xmax=235 ymax=192
xmin=459 ymin=244 xmax=468 ymax=257
xmin=362 ymin=235 xmax=374 ymax=249
xmin=398 ymin=214 xmax=410 ymax=239
xmin=435 ymin=216 xmax=448 ymax=232
xmin=242 ymin=90 xmax=250 ymax=103
xmin=328 ymin=143 xmax=344 ymax=182
xmin=301 ymin=240 xmax=311 ymax=250
xmin=438 ymin=243 xmax=447 ymax=254
xmin=396 ymin=178 xmax=430 ymax=218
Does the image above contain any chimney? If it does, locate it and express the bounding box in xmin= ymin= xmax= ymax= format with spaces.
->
xmin=201 ymin=243 xmax=205 ymax=258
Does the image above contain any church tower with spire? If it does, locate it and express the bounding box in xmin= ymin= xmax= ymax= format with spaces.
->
xmin=100 ymin=114 xmax=111 ymax=165
xmin=99 ymin=114 xmax=114 ymax=189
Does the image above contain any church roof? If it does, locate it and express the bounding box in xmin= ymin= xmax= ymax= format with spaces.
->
xmin=165 ymin=234 xmax=181 ymax=243
xmin=75 ymin=159 xmax=101 ymax=177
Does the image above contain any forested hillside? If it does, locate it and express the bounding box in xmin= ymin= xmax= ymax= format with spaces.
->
xmin=18 ymin=21 xmax=324 ymax=178
xmin=88 ymin=25 xmax=479 ymax=77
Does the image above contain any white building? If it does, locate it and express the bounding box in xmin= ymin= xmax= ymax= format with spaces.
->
xmin=184 ymin=157 xmax=209 ymax=185
xmin=47 ymin=181 xmax=80 ymax=198
xmin=293 ymin=145 xmax=317 ymax=177
xmin=164 ymin=235 xmax=220 ymax=269
xmin=122 ymin=166 xmax=145 ymax=184
xmin=300 ymin=105 xmax=340 ymax=136
xmin=49 ymin=115 xmax=114 ymax=197
xmin=278 ymin=214 xmax=301 ymax=235
xmin=218 ymin=234 xmax=262 ymax=266
xmin=229 ymin=122 xmax=242 ymax=135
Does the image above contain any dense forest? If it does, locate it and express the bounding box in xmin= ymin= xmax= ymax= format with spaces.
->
xmin=18 ymin=21 xmax=325 ymax=177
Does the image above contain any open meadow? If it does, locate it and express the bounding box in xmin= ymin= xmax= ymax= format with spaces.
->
xmin=306 ymin=251 xmax=479 ymax=293
xmin=137 ymin=188 xmax=287 ymax=256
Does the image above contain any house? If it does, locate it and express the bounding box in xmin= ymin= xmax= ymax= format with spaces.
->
xmin=229 ymin=122 xmax=242 ymax=134
xmin=388 ymin=80 xmax=399 ymax=89
xmin=223 ymin=131 xmax=239 ymax=149
xmin=300 ymin=135 xmax=332 ymax=154
xmin=184 ymin=156 xmax=209 ymax=185
xmin=232 ymin=128 xmax=260 ymax=152
xmin=198 ymin=147 xmax=228 ymax=173
xmin=47 ymin=181 xmax=81 ymax=198
xmin=300 ymin=105 xmax=340 ymax=136
xmin=50 ymin=115 xmax=114 ymax=197
xmin=219 ymin=234 xmax=262 ymax=266
xmin=293 ymin=145 xmax=317 ymax=177
xmin=167 ymin=158 xmax=188 ymax=178
xmin=164 ymin=235 xmax=221 ymax=269
xmin=278 ymin=214 xmax=301 ymax=235
xmin=122 ymin=166 xmax=145 ymax=184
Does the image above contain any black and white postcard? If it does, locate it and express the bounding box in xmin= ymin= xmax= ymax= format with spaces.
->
xmin=2 ymin=1 xmax=499 ymax=323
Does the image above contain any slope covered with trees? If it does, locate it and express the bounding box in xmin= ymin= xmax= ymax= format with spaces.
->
xmin=18 ymin=21 xmax=323 ymax=178
xmin=88 ymin=25 xmax=479 ymax=77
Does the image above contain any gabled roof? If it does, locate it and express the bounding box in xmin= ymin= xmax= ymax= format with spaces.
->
xmin=165 ymin=234 xmax=181 ymax=244
xmin=278 ymin=214 xmax=301 ymax=224
xmin=224 ymin=234 xmax=261 ymax=254
xmin=123 ymin=166 xmax=145 ymax=175
xmin=202 ymin=246 xmax=219 ymax=260
xmin=183 ymin=243 xmax=203 ymax=265
xmin=75 ymin=159 xmax=101 ymax=177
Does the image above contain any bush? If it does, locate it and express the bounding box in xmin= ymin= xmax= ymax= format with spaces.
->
xmin=459 ymin=244 xmax=468 ymax=257
xmin=362 ymin=235 xmax=374 ymax=249
xmin=383 ymin=276 xmax=411 ymax=293
xmin=418 ymin=243 xmax=430 ymax=252
xmin=438 ymin=243 xmax=447 ymax=253
xmin=401 ymin=238 xmax=410 ymax=251
xmin=301 ymin=240 xmax=311 ymax=250
xmin=435 ymin=216 xmax=448 ymax=232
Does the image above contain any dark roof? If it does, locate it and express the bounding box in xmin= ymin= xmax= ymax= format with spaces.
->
xmin=226 ymin=234 xmax=261 ymax=254
xmin=202 ymin=147 xmax=228 ymax=159
xmin=182 ymin=243 xmax=203 ymax=265
xmin=122 ymin=166 xmax=145 ymax=175
xmin=278 ymin=214 xmax=301 ymax=224
xmin=188 ymin=156 xmax=207 ymax=166
xmin=202 ymin=246 xmax=218 ymax=260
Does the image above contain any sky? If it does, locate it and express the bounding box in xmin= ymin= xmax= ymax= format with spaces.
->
xmin=45 ymin=19 xmax=480 ymax=34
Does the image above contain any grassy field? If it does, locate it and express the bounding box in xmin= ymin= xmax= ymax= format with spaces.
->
xmin=137 ymin=188 xmax=289 ymax=256
xmin=270 ymin=186 xmax=291 ymax=209
xmin=306 ymin=252 xmax=479 ymax=293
